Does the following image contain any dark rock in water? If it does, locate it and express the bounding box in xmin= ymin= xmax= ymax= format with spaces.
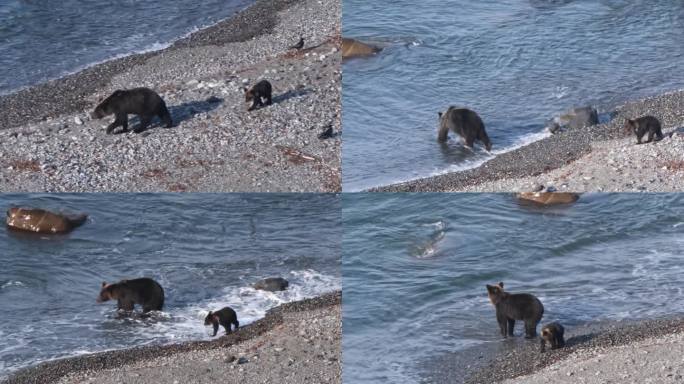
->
xmin=546 ymin=106 xmax=599 ymax=134
xmin=253 ymin=277 xmax=289 ymax=292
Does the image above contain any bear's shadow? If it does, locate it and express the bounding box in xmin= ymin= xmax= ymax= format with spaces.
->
xmin=272 ymin=88 xmax=312 ymax=104
xmin=123 ymin=98 xmax=224 ymax=133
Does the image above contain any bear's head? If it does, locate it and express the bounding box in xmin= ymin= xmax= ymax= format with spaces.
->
xmin=204 ymin=311 xmax=217 ymax=325
xmin=624 ymin=119 xmax=637 ymax=134
xmin=486 ymin=282 xmax=505 ymax=305
xmin=96 ymin=281 xmax=117 ymax=303
xmin=244 ymin=87 xmax=255 ymax=103
xmin=91 ymin=90 xmax=124 ymax=119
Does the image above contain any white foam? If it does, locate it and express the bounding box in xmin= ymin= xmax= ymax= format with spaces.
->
xmin=136 ymin=269 xmax=339 ymax=342
xmin=0 ymin=280 xmax=24 ymax=289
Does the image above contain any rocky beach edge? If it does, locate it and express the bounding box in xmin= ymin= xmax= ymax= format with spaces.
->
xmin=3 ymin=291 xmax=341 ymax=384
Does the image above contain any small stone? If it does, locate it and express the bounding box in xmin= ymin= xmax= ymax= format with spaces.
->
xmin=237 ymin=357 xmax=248 ymax=364
xmin=74 ymin=116 xmax=83 ymax=125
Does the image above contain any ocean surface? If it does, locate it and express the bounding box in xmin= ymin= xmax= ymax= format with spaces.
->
xmin=0 ymin=193 xmax=340 ymax=377
xmin=0 ymin=0 xmax=253 ymax=95
xmin=343 ymin=193 xmax=684 ymax=383
xmin=342 ymin=1 xmax=684 ymax=190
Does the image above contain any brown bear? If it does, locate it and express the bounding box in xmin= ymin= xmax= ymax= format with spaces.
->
xmin=6 ymin=207 xmax=87 ymax=234
xmin=540 ymin=322 xmax=565 ymax=352
xmin=244 ymin=80 xmax=273 ymax=111
xmin=204 ymin=307 xmax=240 ymax=336
xmin=624 ymin=116 xmax=663 ymax=144
xmin=438 ymin=107 xmax=492 ymax=151
xmin=486 ymin=282 xmax=544 ymax=338
xmin=96 ymin=278 xmax=164 ymax=313
xmin=91 ymin=87 xmax=173 ymax=134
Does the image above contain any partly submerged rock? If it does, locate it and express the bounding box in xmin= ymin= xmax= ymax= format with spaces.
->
xmin=253 ymin=277 xmax=289 ymax=292
xmin=546 ymin=106 xmax=599 ymax=134
xmin=342 ymin=38 xmax=381 ymax=59
xmin=516 ymin=192 xmax=580 ymax=205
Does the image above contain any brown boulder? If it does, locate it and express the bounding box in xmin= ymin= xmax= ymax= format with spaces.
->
xmin=516 ymin=192 xmax=580 ymax=205
xmin=342 ymin=38 xmax=380 ymax=59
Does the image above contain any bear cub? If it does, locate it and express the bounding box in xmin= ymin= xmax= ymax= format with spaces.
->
xmin=540 ymin=322 xmax=565 ymax=352
xmin=244 ymin=80 xmax=273 ymax=111
xmin=438 ymin=107 xmax=492 ymax=151
xmin=624 ymin=116 xmax=663 ymax=144
xmin=486 ymin=282 xmax=544 ymax=339
xmin=97 ymin=277 xmax=165 ymax=313
xmin=204 ymin=307 xmax=240 ymax=336
xmin=91 ymin=87 xmax=173 ymax=134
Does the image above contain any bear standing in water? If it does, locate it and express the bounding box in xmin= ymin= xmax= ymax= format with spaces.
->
xmin=96 ymin=278 xmax=164 ymax=313
xmin=204 ymin=307 xmax=240 ymax=336
xmin=486 ymin=282 xmax=544 ymax=338
xmin=438 ymin=107 xmax=492 ymax=151
xmin=91 ymin=88 xmax=173 ymax=134
xmin=624 ymin=116 xmax=663 ymax=144
xmin=244 ymin=80 xmax=273 ymax=111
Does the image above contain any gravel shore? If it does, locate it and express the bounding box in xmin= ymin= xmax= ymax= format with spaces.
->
xmin=0 ymin=0 xmax=341 ymax=192
xmin=371 ymin=89 xmax=684 ymax=192
xmin=426 ymin=317 xmax=684 ymax=384
xmin=3 ymin=291 xmax=341 ymax=384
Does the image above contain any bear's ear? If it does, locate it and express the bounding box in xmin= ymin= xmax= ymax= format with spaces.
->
xmin=243 ymin=87 xmax=249 ymax=93
xmin=101 ymin=281 xmax=107 ymax=288
xmin=498 ymin=282 xmax=504 ymax=289
xmin=438 ymin=112 xmax=443 ymax=118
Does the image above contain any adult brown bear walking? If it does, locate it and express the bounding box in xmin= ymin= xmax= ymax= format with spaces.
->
xmin=204 ymin=307 xmax=240 ymax=336
xmin=486 ymin=282 xmax=544 ymax=338
xmin=97 ymin=278 xmax=165 ymax=313
xmin=91 ymin=88 xmax=173 ymax=134
xmin=438 ymin=107 xmax=492 ymax=151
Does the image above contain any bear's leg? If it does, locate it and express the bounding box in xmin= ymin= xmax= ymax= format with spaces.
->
xmin=636 ymin=131 xmax=644 ymax=144
xmin=646 ymin=129 xmax=654 ymax=143
xmin=134 ymin=115 xmax=152 ymax=133
xmin=119 ymin=113 xmax=129 ymax=133
xmin=464 ymin=133 xmax=475 ymax=150
xmin=507 ymin=319 xmax=515 ymax=337
xmin=223 ymin=321 xmax=232 ymax=335
xmin=118 ymin=299 xmax=135 ymax=311
xmin=266 ymin=94 xmax=272 ymax=105
xmin=524 ymin=320 xmax=537 ymax=339
xmin=159 ymin=109 xmax=173 ymax=128
xmin=248 ymin=99 xmax=259 ymax=111
xmin=212 ymin=322 xmax=219 ymax=337
xmin=106 ymin=114 xmax=126 ymax=134
xmin=496 ymin=314 xmax=507 ymax=337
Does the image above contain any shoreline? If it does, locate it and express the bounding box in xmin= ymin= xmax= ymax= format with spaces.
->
xmin=0 ymin=0 xmax=341 ymax=192
xmin=421 ymin=315 xmax=684 ymax=384
xmin=369 ymin=89 xmax=684 ymax=193
xmin=3 ymin=291 xmax=341 ymax=384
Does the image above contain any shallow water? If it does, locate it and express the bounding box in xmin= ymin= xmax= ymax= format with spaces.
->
xmin=342 ymin=193 xmax=684 ymax=383
xmin=0 ymin=193 xmax=340 ymax=377
xmin=342 ymin=1 xmax=684 ymax=190
xmin=0 ymin=0 xmax=253 ymax=95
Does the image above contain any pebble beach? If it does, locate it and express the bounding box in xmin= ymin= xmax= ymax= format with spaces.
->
xmin=0 ymin=0 xmax=341 ymax=192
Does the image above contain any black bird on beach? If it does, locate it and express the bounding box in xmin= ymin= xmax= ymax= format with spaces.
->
xmin=290 ymin=37 xmax=304 ymax=50
xmin=318 ymin=124 xmax=334 ymax=140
